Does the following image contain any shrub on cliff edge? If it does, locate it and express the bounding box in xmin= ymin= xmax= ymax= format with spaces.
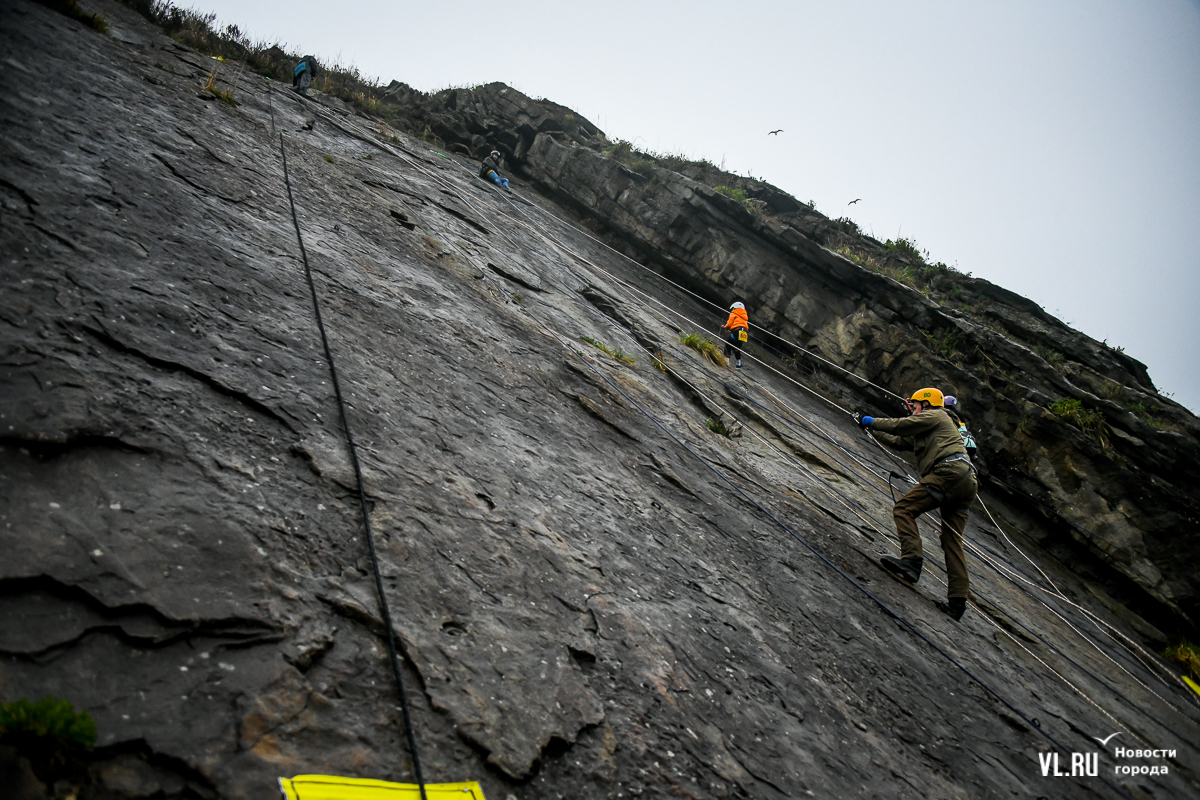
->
xmin=0 ymin=697 xmax=97 ymax=785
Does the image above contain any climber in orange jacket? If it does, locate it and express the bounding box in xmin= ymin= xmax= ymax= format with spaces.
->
xmin=722 ymin=302 xmax=749 ymax=368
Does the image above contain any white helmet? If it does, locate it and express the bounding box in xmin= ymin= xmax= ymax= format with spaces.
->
xmin=730 ymin=302 xmax=745 ymax=310
xmin=490 ymin=150 xmax=500 ymax=158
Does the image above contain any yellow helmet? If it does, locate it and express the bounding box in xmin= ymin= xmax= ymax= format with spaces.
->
xmin=910 ymin=387 xmax=944 ymax=407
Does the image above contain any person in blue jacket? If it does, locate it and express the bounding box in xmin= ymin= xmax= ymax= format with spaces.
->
xmin=293 ymin=55 xmax=317 ymax=96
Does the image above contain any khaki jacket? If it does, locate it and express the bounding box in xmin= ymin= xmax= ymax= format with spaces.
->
xmin=871 ymin=408 xmax=968 ymax=477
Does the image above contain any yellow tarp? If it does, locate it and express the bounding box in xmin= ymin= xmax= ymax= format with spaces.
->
xmin=279 ymin=775 xmax=486 ymax=800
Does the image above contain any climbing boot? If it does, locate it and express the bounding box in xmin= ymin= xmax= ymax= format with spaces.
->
xmin=880 ymin=555 xmax=923 ymax=584
xmin=736 ymin=360 xmax=742 ymax=368
xmin=936 ymin=597 xmax=967 ymax=621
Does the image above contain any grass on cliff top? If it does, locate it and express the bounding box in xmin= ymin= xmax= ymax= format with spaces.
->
xmin=714 ymin=185 xmax=767 ymax=216
xmin=602 ymin=139 xmax=656 ymax=177
xmin=36 ymin=0 xmax=109 ymax=32
xmin=679 ymin=332 xmax=725 ymax=367
xmin=120 ymin=0 xmax=393 ymax=119
xmin=581 ymin=336 xmax=635 ymax=366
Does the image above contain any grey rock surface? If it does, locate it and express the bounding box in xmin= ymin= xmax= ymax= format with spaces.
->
xmin=3 ymin=2 xmax=1200 ymax=799
xmin=384 ymin=82 xmax=1200 ymax=632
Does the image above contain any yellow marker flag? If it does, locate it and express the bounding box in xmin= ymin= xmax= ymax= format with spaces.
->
xmin=279 ymin=776 xmax=486 ymax=800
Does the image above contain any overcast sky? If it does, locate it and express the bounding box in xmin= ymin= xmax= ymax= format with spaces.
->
xmin=201 ymin=0 xmax=1200 ymax=412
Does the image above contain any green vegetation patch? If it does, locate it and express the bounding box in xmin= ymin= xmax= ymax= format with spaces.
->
xmin=0 ymin=696 xmax=97 ymax=749
xmin=581 ymin=336 xmax=635 ymax=365
xmin=202 ymin=65 xmax=239 ymax=105
xmin=1049 ymin=398 xmax=1109 ymax=447
xmin=1164 ymin=640 xmax=1200 ymax=682
xmin=126 ymin=1 xmax=391 ymax=119
xmin=1099 ymin=382 xmax=1177 ymax=431
xmin=1033 ymin=344 xmax=1066 ymax=371
xmin=705 ymin=417 xmax=729 ymax=436
xmin=679 ymin=332 xmax=725 ymax=367
xmin=602 ymin=139 xmax=656 ymax=176
xmin=713 ymin=185 xmax=763 ymax=215
xmin=920 ymin=327 xmax=965 ymax=360
xmin=883 ymin=236 xmax=926 ymax=263
xmin=834 ymin=245 xmax=870 ymax=267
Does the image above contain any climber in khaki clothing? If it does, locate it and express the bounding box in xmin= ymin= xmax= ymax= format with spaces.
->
xmin=858 ymin=387 xmax=978 ymax=620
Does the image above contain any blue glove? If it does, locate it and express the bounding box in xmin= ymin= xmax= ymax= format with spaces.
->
xmin=860 ymin=416 xmax=875 ymax=429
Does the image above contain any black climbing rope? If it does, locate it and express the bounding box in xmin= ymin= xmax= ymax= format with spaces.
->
xmin=278 ymin=132 xmax=428 ymax=800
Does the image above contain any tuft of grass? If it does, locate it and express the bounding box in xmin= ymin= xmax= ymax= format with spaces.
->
xmin=1033 ymin=344 xmax=1065 ymax=371
xmin=581 ymin=336 xmax=635 ymax=365
xmin=881 ymin=263 xmax=919 ymax=288
xmin=1049 ymin=398 xmax=1109 ymax=448
xmin=1164 ymin=640 xmax=1200 ymax=681
xmin=324 ymin=155 xmax=334 ymax=163
xmin=1100 ymin=382 xmax=1178 ymax=431
xmin=0 ymin=696 xmax=97 ymax=749
xmin=705 ymin=417 xmax=729 ymax=436
xmin=883 ymin=237 xmax=927 ymax=264
xmin=713 ymin=185 xmax=765 ymax=215
xmin=202 ymin=65 xmax=238 ymax=105
xmin=920 ymin=327 xmax=965 ymax=360
xmin=679 ymin=331 xmax=725 ymax=367
xmin=835 ymin=245 xmax=871 ymax=267
xmin=602 ymin=139 xmax=656 ymax=176
xmin=647 ymin=347 xmax=668 ymax=373
xmin=831 ymin=216 xmax=861 ymax=236
xmin=714 ymin=185 xmax=749 ymax=204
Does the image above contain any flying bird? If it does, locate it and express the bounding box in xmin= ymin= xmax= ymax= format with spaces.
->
xmin=768 ymin=129 xmax=783 ymax=135
xmin=848 ymin=198 xmax=862 ymax=205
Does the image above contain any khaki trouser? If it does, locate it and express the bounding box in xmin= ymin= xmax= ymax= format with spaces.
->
xmin=893 ymin=460 xmax=977 ymax=599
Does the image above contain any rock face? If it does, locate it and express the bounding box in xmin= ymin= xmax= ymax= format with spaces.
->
xmin=377 ymin=86 xmax=1200 ymax=634
xmin=3 ymin=2 xmax=1200 ymax=799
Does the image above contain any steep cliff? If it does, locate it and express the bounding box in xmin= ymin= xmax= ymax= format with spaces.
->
xmin=383 ymin=84 xmax=1200 ymax=635
xmin=3 ymin=1 xmax=1199 ymax=799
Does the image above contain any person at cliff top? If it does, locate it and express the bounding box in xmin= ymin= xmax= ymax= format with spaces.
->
xmin=859 ymin=387 xmax=978 ymax=620
xmin=722 ymin=302 xmax=749 ymax=368
xmin=293 ymin=55 xmax=317 ymax=97
xmin=479 ymin=150 xmax=509 ymax=189
xmin=943 ymin=395 xmax=978 ymax=461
